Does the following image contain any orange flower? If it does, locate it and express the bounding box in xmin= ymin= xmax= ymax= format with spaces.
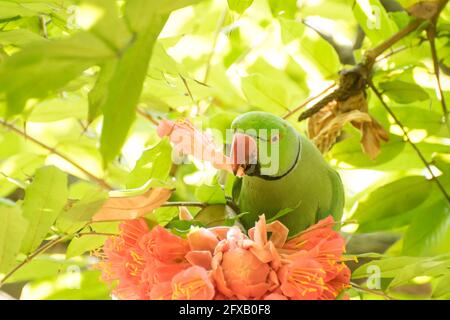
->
xmin=281 ymin=216 xmax=350 ymax=299
xmin=139 ymin=226 xmax=190 ymax=264
xmin=211 ymin=226 xmax=276 ymax=299
xmin=157 ymin=119 xmax=233 ymax=172
xmin=278 ymin=254 xmax=327 ymax=300
xmin=320 ymin=264 xmax=351 ymax=300
xmin=188 ymin=228 xmax=219 ymax=253
xmin=150 ymin=266 xmax=215 ymax=300
xmin=283 ymin=216 xmax=346 ymax=280
xmin=283 ymin=216 xmax=338 ymax=252
xmin=264 ymin=292 xmax=288 ymax=300
xmin=141 ymin=258 xmax=189 ymax=289
xmin=96 ymin=220 xmax=149 ymax=299
xmin=97 ymin=220 xmax=190 ymax=300
xmin=96 ymin=215 xmax=350 ymax=300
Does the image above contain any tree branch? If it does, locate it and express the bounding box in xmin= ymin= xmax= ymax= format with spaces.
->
xmin=77 ymin=232 xmax=118 ymax=238
xmin=427 ymin=25 xmax=448 ymax=122
xmin=0 ymin=236 xmax=66 ymax=288
xmin=0 ymin=120 xmax=113 ymax=190
xmin=161 ymin=201 xmax=207 ymax=208
xmin=365 ymin=19 xmax=423 ymax=68
xmin=368 ymin=81 xmax=450 ymax=203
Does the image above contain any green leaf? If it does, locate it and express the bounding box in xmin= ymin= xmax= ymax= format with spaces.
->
xmin=83 ymin=0 xmax=132 ymax=49
xmin=389 ymin=256 xmax=450 ymax=288
xmin=194 ymin=205 xmax=237 ymax=227
xmin=353 ymin=0 xmax=399 ymax=44
xmin=267 ymin=207 xmax=296 ymax=223
xmin=241 ymin=73 xmax=290 ymax=112
xmin=0 ymin=29 xmax=45 ymax=47
xmin=352 ymin=176 xmax=432 ymax=230
xmin=0 ymin=206 xmax=28 ymax=273
xmin=278 ymin=18 xmax=341 ymax=77
xmin=126 ymin=138 xmax=172 ymax=189
xmin=352 ymin=256 xmax=421 ymax=279
xmin=433 ymin=274 xmax=450 ymax=298
xmin=125 ymin=0 xmax=203 ymax=29
xmin=0 ymin=153 xmax=45 ymax=197
xmin=99 ymin=13 xmax=168 ymax=164
xmin=66 ymin=222 xmax=119 ymax=258
xmin=146 ymin=207 xmax=180 ymax=227
xmin=195 ymin=184 xmax=227 ymax=205
xmin=21 ymin=270 xmax=111 ymax=300
xmin=379 ymin=80 xmax=429 ymax=104
xmin=0 ymin=32 xmax=115 ymax=115
xmin=3 ymin=255 xmax=88 ymax=284
xmin=56 ymin=187 xmax=108 ymax=234
xmin=0 ymin=1 xmax=53 ymax=21
xmin=27 ymin=93 xmax=88 ymax=122
xmin=268 ymin=0 xmax=298 ymax=18
xmin=88 ymin=60 xmax=117 ymax=123
xmin=21 ymin=166 xmax=68 ymax=254
xmin=330 ymin=129 xmax=405 ymax=168
xmin=227 ymin=0 xmax=253 ymax=14
xmin=389 ymin=107 xmax=445 ymax=135
xmin=403 ymin=198 xmax=450 ymax=256
xmin=433 ymin=153 xmax=450 ymax=186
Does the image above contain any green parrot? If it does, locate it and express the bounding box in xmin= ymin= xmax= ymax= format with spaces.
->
xmin=229 ymin=111 xmax=345 ymax=236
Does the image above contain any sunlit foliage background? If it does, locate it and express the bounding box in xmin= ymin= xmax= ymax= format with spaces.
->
xmin=0 ymin=0 xmax=449 ymax=300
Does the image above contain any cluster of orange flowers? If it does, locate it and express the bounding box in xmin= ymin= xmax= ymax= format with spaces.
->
xmin=96 ymin=215 xmax=350 ymax=300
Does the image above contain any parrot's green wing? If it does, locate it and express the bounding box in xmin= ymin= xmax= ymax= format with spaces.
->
xmin=317 ymin=168 xmax=345 ymax=222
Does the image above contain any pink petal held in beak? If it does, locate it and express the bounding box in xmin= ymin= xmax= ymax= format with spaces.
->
xmin=230 ymin=132 xmax=258 ymax=177
xmin=157 ymin=119 xmax=234 ymax=173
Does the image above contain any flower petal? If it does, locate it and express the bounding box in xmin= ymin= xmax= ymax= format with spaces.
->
xmin=93 ymin=188 xmax=172 ymax=221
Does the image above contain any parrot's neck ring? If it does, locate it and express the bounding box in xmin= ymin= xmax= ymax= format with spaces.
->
xmin=255 ymin=136 xmax=301 ymax=181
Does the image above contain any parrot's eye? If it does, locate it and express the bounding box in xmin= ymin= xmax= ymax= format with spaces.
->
xmin=271 ymin=133 xmax=280 ymax=143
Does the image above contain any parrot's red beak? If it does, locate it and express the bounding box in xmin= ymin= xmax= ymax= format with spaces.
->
xmin=230 ymin=133 xmax=258 ymax=177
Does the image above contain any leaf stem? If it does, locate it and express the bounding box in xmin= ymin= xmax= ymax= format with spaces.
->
xmin=368 ymin=82 xmax=450 ymax=203
xmin=0 ymin=236 xmax=66 ymax=288
xmin=0 ymin=120 xmax=113 ymax=190
xmin=283 ymin=83 xmax=337 ymax=120
xmin=350 ymin=282 xmax=394 ymax=300
xmin=203 ymin=7 xmax=228 ymax=83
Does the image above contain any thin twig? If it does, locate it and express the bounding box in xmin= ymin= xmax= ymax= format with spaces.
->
xmin=38 ymin=15 xmax=48 ymax=39
xmin=0 ymin=236 xmax=65 ymax=288
xmin=137 ymin=107 xmax=159 ymax=126
xmin=0 ymin=120 xmax=112 ymax=190
xmin=161 ymin=201 xmax=207 ymax=208
xmin=179 ymin=73 xmax=198 ymax=109
xmin=427 ymin=25 xmax=448 ymax=122
xmin=283 ymin=83 xmax=337 ymax=120
xmin=368 ymin=82 xmax=450 ymax=203
xmin=365 ymin=19 xmax=423 ymax=67
xmin=77 ymin=232 xmax=118 ymax=238
xmin=203 ymin=7 xmax=228 ymax=83
xmin=351 ymin=282 xmax=394 ymax=300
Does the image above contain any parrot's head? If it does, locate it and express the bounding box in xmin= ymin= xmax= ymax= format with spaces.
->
xmin=230 ymin=111 xmax=301 ymax=179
